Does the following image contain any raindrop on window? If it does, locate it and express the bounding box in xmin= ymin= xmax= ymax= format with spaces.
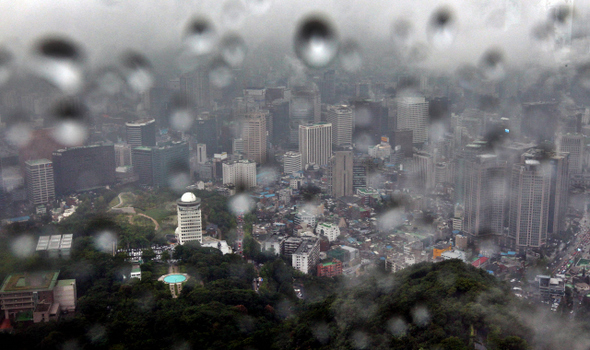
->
xmin=427 ymin=7 xmax=457 ymax=49
xmin=339 ymin=40 xmax=362 ymax=72
xmin=209 ymin=58 xmax=233 ymax=87
xmin=168 ymin=94 xmax=194 ymax=131
xmin=221 ymin=0 xmax=247 ymax=29
xmin=220 ymin=34 xmax=248 ymax=68
xmin=391 ymin=19 xmax=413 ymax=48
xmin=183 ymin=18 xmax=217 ymax=57
xmin=121 ymin=52 xmax=153 ymax=94
xmin=50 ymin=97 xmax=89 ymax=146
xmin=33 ymin=36 xmax=84 ymax=94
xmin=246 ymin=0 xmax=272 ymax=16
xmin=294 ymin=15 xmax=339 ymax=68
xmin=479 ymin=48 xmax=505 ymax=81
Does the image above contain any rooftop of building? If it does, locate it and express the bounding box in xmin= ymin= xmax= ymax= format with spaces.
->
xmin=56 ymin=279 xmax=75 ymax=287
xmin=0 ymin=271 xmax=60 ymax=293
xmin=180 ymin=192 xmax=198 ymax=203
xmin=25 ymin=159 xmax=52 ymax=165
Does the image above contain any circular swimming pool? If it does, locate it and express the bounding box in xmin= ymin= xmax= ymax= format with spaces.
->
xmin=163 ymin=274 xmax=187 ymax=283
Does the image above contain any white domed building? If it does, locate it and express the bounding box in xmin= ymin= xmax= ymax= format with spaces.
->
xmin=175 ymin=192 xmax=202 ymax=245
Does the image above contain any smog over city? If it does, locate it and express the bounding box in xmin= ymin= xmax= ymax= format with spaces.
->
xmin=2 ymin=1 xmax=590 ymax=349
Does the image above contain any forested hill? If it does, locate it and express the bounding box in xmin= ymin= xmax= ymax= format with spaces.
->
xmin=3 ymin=240 xmax=589 ymax=350
xmin=274 ymin=259 xmax=532 ymax=350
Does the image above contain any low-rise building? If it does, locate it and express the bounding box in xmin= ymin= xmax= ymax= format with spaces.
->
xmin=317 ymin=259 xmax=343 ymax=277
xmin=315 ymin=222 xmax=340 ymax=242
xmin=130 ymin=265 xmax=142 ymax=280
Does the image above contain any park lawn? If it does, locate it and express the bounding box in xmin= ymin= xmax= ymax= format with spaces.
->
xmin=144 ymin=208 xmax=173 ymax=224
xmin=108 ymin=196 xmax=121 ymax=208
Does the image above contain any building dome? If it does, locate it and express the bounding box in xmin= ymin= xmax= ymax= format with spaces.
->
xmin=180 ymin=192 xmax=197 ymax=203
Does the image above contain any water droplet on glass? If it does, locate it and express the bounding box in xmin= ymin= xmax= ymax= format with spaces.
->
xmin=407 ymin=42 xmax=429 ymax=63
xmin=169 ymin=94 xmax=194 ymax=131
xmin=34 ymin=37 xmax=84 ymax=94
xmin=121 ymin=52 xmax=153 ymax=94
xmin=6 ymin=123 xmax=32 ymax=148
xmin=294 ymin=16 xmax=339 ymax=68
xmin=0 ymin=48 xmax=13 ymax=87
xmin=456 ymin=64 xmax=481 ymax=91
xmin=391 ymin=19 xmax=413 ymax=48
xmin=221 ymin=0 xmax=247 ymax=29
xmin=209 ymin=59 xmax=233 ymax=87
xmin=168 ymin=168 xmax=191 ymax=193
xmin=184 ymin=18 xmax=217 ymax=56
xmin=480 ymin=48 xmax=505 ymax=81
xmin=229 ymin=194 xmax=255 ymax=215
xmin=220 ymin=34 xmax=247 ymax=68
xmin=550 ymin=5 xmax=571 ymax=25
xmin=95 ymin=68 xmax=125 ymax=96
xmin=50 ymin=97 xmax=89 ymax=146
xmin=246 ymin=0 xmax=272 ymax=16
xmin=11 ymin=234 xmax=35 ymax=258
xmin=427 ymin=7 xmax=457 ymax=49
xmin=339 ymin=40 xmax=362 ymax=72
xmin=95 ymin=231 xmax=117 ymax=253
xmin=387 ymin=317 xmax=408 ymax=336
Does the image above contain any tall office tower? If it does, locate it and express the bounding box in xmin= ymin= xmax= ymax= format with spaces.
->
xmin=508 ymin=160 xmax=551 ymax=249
xmin=175 ymin=192 xmax=202 ymax=245
xmin=114 ymin=144 xmax=132 ymax=167
xmin=131 ymin=141 xmax=190 ymax=187
xmin=299 ymin=123 xmax=332 ymax=168
xmin=352 ymin=100 xmax=390 ymax=150
xmin=52 ymin=145 xmax=116 ymax=195
xmin=25 ymin=159 xmax=55 ymax=205
xmin=222 ymin=160 xmax=257 ymax=189
xmin=454 ymin=143 xmax=486 ymax=204
xmin=328 ymin=151 xmax=353 ymax=198
xmin=413 ymin=151 xmax=435 ymax=191
xmin=242 ymin=111 xmax=268 ymax=164
xmin=195 ymin=115 xmax=218 ymax=156
xmin=557 ymin=133 xmax=584 ymax=174
xmin=319 ymin=70 xmax=336 ymax=104
xmin=326 ymin=105 xmax=353 ymax=146
xmin=393 ymin=129 xmax=414 ymax=158
xmin=289 ymin=85 xmax=321 ymax=144
xmin=125 ymin=119 xmax=156 ymax=148
xmin=180 ymin=68 xmax=210 ymax=111
xmin=396 ymin=97 xmax=429 ymax=144
xmin=283 ymin=151 xmax=302 ymax=174
xmin=463 ymin=154 xmax=507 ymax=239
xmin=196 ymin=143 xmax=207 ymax=164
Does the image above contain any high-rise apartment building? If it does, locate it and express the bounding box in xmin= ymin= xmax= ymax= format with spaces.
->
xmin=328 ymin=151 xmax=353 ymax=198
xmin=125 ymin=119 xmax=156 ymax=148
xmin=52 ymin=145 xmax=116 ymax=195
xmin=25 ymin=159 xmax=55 ymax=205
xmin=283 ymin=151 xmax=302 ymax=175
xmin=175 ymin=192 xmax=202 ymax=245
xmin=463 ymin=154 xmax=507 ymax=238
xmin=393 ymin=129 xmax=413 ymax=158
xmin=508 ymin=160 xmax=551 ymax=249
xmin=326 ymin=105 xmax=353 ymax=146
xmin=299 ymin=123 xmax=332 ymax=168
xmin=222 ymin=160 xmax=257 ymax=189
xmin=243 ymin=111 xmax=268 ymax=164
xmin=291 ymin=237 xmax=320 ymax=274
xmin=557 ymin=133 xmax=584 ymax=174
xmin=396 ymin=97 xmax=429 ymax=144
xmin=195 ymin=115 xmax=218 ymax=156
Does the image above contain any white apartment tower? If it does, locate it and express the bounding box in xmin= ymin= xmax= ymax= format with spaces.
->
xmin=175 ymin=192 xmax=202 ymax=245
xmin=327 ymin=105 xmax=353 ymax=146
xmin=222 ymin=160 xmax=257 ymax=189
xmin=25 ymin=159 xmax=55 ymax=205
xmin=396 ymin=97 xmax=429 ymax=144
xmin=114 ymin=144 xmax=132 ymax=167
xmin=291 ymin=238 xmax=320 ymax=274
xmin=243 ymin=111 xmax=268 ymax=164
xmin=283 ymin=151 xmax=302 ymax=174
xmin=299 ymin=123 xmax=333 ymax=167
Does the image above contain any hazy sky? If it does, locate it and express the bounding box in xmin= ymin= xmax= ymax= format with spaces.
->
xmin=0 ymin=0 xmax=588 ymax=73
